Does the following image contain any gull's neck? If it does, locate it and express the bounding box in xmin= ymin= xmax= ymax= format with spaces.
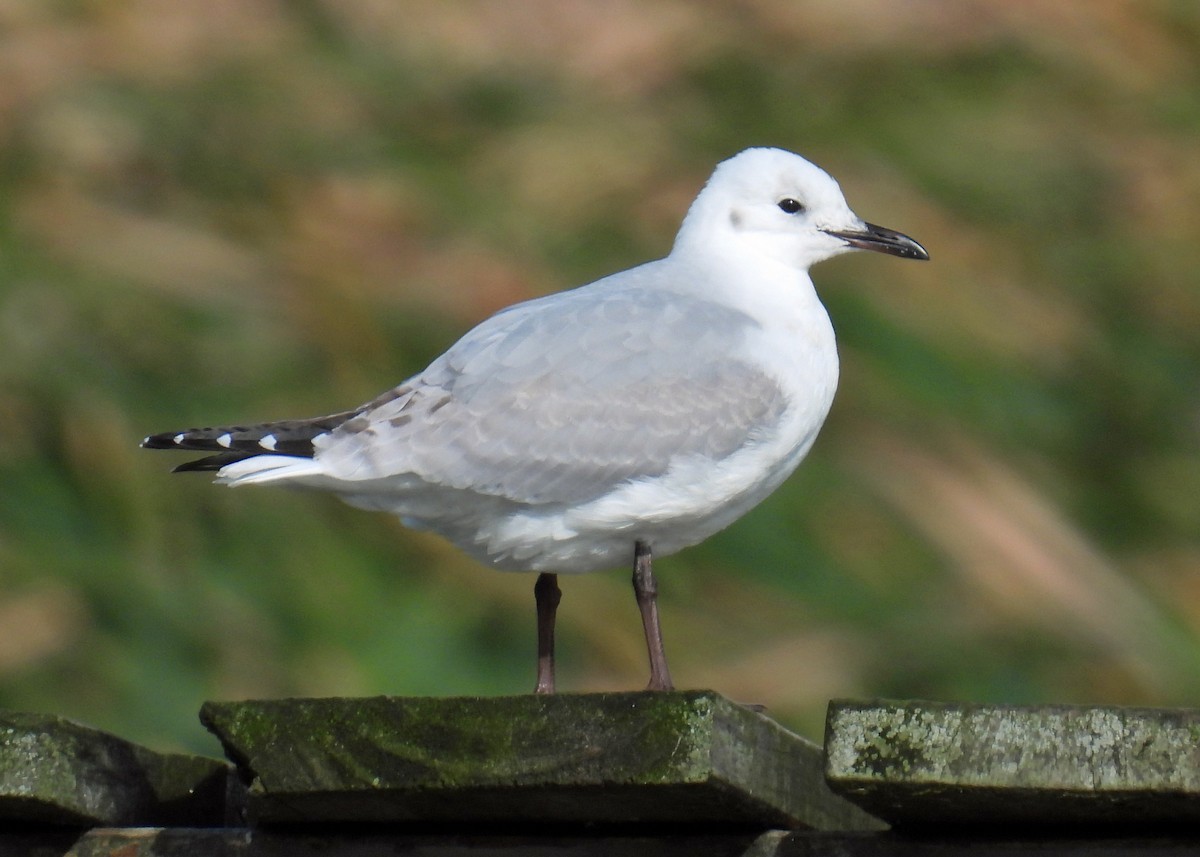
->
xmin=660 ymin=237 xmax=826 ymax=337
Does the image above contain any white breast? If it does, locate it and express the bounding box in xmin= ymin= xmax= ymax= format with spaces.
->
xmin=461 ymin=272 xmax=840 ymax=573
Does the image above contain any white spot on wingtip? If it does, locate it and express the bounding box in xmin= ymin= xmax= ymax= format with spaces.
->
xmin=173 ymin=433 xmax=186 ymax=445
xmin=217 ymin=433 xmax=233 ymax=449
xmin=259 ymin=434 xmax=277 ymax=451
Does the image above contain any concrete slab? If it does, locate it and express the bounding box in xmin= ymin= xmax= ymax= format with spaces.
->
xmin=201 ymin=691 xmax=883 ymax=830
xmin=825 ymin=699 xmax=1200 ymax=829
xmin=0 ymin=711 xmax=232 ymax=827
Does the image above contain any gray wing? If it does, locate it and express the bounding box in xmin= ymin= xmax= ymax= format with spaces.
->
xmin=316 ymin=272 xmax=787 ymax=506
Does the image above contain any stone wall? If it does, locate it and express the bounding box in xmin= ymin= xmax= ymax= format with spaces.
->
xmin=4 ymin=693 xmax=1196 ymax=855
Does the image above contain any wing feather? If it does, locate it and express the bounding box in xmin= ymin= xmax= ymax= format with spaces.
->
xmin=315 ymin=279 xmax=789 ymax=506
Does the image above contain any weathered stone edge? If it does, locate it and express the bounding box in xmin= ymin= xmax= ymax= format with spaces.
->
xmin=823 ymin=698 xmax=1200 ymax=828
xmin=200 ymin=692 xmax=886 ymax=830
xmin=0 ymin=711 xmax=234 ymax=827
xmin=825 ymin=698 xmax=1200 ymax=791
xmin=708 ymin=697 xmax=886 ymax=832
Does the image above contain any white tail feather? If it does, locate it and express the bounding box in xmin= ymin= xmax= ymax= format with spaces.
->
xmin=216 ymin=455 xmax=325 ymax=487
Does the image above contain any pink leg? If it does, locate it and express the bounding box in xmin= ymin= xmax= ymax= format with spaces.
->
xmin=633 ymin=541 xmax=674 ymax=691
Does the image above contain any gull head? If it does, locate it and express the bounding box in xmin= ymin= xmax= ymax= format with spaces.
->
xmin=674 ymin=147 xmax=929 ymax=270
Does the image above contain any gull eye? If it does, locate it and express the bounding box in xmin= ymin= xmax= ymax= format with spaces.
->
xmin=777 ymin=198 xmax=805 ymax=214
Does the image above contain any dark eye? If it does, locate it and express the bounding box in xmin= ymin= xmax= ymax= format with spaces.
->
xmin=777 ymin=198 xmax=805 ymax=214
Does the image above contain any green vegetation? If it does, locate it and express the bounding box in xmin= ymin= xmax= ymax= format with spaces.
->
xmin=0 ymin=3 xmax=1197 ymax=753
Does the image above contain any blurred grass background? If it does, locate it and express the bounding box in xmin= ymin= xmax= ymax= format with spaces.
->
xmin=0 ymin=0 xmax=1198 ymax=753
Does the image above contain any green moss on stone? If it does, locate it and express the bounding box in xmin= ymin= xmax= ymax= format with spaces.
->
xmin=201 ymin=691 xmax=881 ymax=830
xmin=825 ymin=699 xmax=1200 ymax=829
xmin=0 ymin=711 xmax=230 ymax=827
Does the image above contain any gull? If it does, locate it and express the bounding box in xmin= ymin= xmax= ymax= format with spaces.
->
xmin=143 ymin=147 xmax=928 ymax=693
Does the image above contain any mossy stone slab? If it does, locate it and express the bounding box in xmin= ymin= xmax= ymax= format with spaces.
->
xmin=0 ymin=711 xmax=232 ymax=827
xmin=825 ymin=699 xmax=1200 ymax=829
xmin=200 ymin=691 xmax=882 ymax=830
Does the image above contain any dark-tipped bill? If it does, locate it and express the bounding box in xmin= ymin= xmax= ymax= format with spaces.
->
xmin=823 ymin=221 xmax=929 ymax=261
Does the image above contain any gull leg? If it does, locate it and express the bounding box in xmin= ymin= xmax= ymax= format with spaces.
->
xmin=534 ymin=572 xmax=561 ymax=694
xmin=633 ymin=540 xmax=675 ymax=691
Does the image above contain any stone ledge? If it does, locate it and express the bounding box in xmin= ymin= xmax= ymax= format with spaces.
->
xmin=0 ymin=711 xmax=233 ymax=827
xmin=824 ymin=699 xmax=1200 ymax=829
xmin=201 ymin=691 xmax=883 ymax=830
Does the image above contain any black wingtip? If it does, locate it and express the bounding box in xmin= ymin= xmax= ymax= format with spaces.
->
xmin=139 ymin=410 xmax=358 ymax=458
xmin=141 ymin=432 xmax=179 ymax=450
xmin=172 ymin=453 xmax=250 ymax=473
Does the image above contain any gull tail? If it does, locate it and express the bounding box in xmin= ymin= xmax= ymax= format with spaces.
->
xmin=140 ymin=410 xmax=358 ymax=473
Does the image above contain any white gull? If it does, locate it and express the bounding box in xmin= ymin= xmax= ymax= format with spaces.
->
xmin=143 ymin=147 xmax=929 ymax=692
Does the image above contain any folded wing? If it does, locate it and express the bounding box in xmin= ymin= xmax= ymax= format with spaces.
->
xmin=314 ymin=282 xmax=789 ymax=507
